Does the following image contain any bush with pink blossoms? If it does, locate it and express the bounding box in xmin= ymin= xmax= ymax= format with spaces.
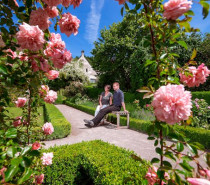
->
xmin=35 ymin=174 xmax=45 ymax=184
xmin=15 ymin=97 xmax=27 ymax=107
xmin=42 ymin=0 xmax=62 ymax=6
xmin=39 ymin=85 xmax=50 ymax=96
xmin=29 ymin=8 xmax=51 ymax=31
xmin=45 ymin=70 xmax=59 ymax=80
xmin=45 ymin=6 xmax=59 ymax=18
xmin=41 ymin=152 xmax=54 ymax=165
xmin=52 ymin=49 xmax=72 ymax=69
xmin=180 ymin=63 xmax=210 ymax=87
xmin=163 ymin=0 xmax=192 ymax=20
xmin=44 ymin=90 xmax=58 ymax=103
xmin=151 ymin=84 xmax=192 ymax=124
xmin=16 ymin=23 xmax=45 ymax=51
xmin=42 ymin=122 xmax=54 ymax=135
xmin=59 ymin=13 xmax=80 ymax=37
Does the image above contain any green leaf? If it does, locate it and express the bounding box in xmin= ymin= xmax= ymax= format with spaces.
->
xmin=155 ymin=147 xmax=162 ymax=155
xmin=154 ymin=140 xmax=158 ymax=146
xmin=177 ymin=41 xmax=188 ymax=50
xmin=184 ymin=10 xmax=195 ymax=16
xmin=179 ymin=160 xmax=193 ymax=172
xmin=0 ymin=65 xmax=7 ymax=74
xmin=18 ymin=6 xmax=25 ymax=12
xmin=164 ymin=151 xmax=176 ymax=161
xmin=190 ymin=49 xmax=197 ymax=60
xmin=187 ymin=143 xmax=198 ymax=155
xmin=177 ymin=142 xmax=184 ymax=152
xmin=125 ymin=2 xmax=129 ymax=11
xmin=11 ymin=157 xmax=23 ymax=166
xmin=5 ymin=128 xmax=17 ymax=138
xmin=20 ymin=146 xmax=31 ymax=156
xmin=151 ymin=158 xmax=160 ymax=164
xmin=121 ymin=7 xmax=124 ymax=16
xmin=18 ymin=168 xmax=33 ymax=184
xmin=174 ymin=172 xmax=182 ymax=184
xmin=200 ymin=1 xmax=210 ymax=19
xmin=147 ymin=136 xmax=155 ymax=140
xmin=130 ymin=154 xmax=143 ymax=162
xmin=20 ymin=157 xmax=31 ymax=168
xmin=144 ymin=60 xmax=156 ymax=67
xmin=163 ymin=160 xmax=172 ymax=168
xmin=5 ymin=165 xmax=19 ymax=182
xmin=7 ymin=146 xmax=17 ymax=158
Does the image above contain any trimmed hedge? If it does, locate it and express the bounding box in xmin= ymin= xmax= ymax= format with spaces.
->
xmin=64 ymin=101 xmax=210 ymax=149
xmin=43 ymin=140 xmax=149 ymax=185
xmin=43 ymin=103 xmax=71 ymax=140
xmin=85 ymin=86 xmax=210 ymax=105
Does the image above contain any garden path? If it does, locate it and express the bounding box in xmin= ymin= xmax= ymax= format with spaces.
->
xmin=44 ymin=104 xmax=207 ymax=167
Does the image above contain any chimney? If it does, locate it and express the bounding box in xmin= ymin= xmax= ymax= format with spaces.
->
xmin=81 ymin=50 xmax=85 ymax=57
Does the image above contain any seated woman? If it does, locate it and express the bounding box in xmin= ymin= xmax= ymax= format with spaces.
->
xmin=94 ymin=85 xmax=113 ymax=117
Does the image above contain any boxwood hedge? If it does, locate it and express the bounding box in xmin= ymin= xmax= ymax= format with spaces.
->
xmin=42 ymin=103 xmax=71 ymax=140
xmin=64 ymin=101 xmax=210 ymax=149
xmin=43 ymin=140 xmax=149 ymax=185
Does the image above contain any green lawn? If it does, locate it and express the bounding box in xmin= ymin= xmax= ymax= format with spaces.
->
xmin=5 ymin=106 xmax=45 ymax=126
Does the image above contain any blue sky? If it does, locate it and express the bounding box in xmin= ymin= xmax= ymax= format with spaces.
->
xmin=16 ymin=0 xmax=210 ymax=58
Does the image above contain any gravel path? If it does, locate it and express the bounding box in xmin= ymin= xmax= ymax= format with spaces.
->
xmin=44 ymin=104 xmax=207 ymax=167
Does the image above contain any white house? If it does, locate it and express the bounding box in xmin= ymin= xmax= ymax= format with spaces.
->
xmin=77 ymin=50 xmax=97 ymax=83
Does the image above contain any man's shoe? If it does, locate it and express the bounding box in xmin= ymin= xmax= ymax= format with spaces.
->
xmin=84 ymin=120 xmax=94 ymax=128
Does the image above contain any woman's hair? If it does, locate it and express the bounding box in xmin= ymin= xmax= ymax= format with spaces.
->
xmin=104 ymin=85 xmax=111 ymax=90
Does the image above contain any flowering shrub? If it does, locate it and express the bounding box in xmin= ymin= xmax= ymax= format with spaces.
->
xmin=0 ymin=0 xmax=82 ymax=183
xmin=191 ymin=98 xmax=210 ymax=129
xmin=117 ymin=0 xmax=210 ymax=184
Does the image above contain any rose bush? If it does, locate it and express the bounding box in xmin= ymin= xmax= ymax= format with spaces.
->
xmin=117 ymin=0 xmax=210 ymax=184
xmin=0 ymin=0 xmax=82 ymax=183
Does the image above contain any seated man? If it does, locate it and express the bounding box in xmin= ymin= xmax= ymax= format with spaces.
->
xmin=84 ymin=82 xmax=128 ymax=128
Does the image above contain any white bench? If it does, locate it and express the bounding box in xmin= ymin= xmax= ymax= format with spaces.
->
xmin=106 ymin=111 xmax=129 ymax=129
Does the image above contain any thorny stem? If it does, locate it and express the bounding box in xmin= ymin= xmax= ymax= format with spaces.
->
xmin=143 ymin=3 xmax=160 ymax=79
xmin=27 ymin=87 xmax=32 ymax=145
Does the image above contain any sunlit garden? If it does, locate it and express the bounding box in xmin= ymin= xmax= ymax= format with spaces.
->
xmin=0 ymin=0 xmax=210 ymax=184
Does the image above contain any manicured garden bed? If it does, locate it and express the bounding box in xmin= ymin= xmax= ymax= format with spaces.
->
xmin=64 ymin=101 xmax=210 ymax=149
xmin=43 ymin=140 xmax=149 ymax=185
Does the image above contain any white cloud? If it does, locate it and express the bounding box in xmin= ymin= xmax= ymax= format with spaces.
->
xmin=85 ymin=0 xmax=105 ymax=44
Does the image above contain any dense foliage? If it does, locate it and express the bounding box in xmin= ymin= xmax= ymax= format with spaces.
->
xmin=43 ymin=140 xmax=150 ymax=185
xmin=92 ymin=17 xmax=210 ymax=92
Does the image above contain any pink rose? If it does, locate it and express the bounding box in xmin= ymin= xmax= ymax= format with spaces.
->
xmin=42 ymin=122 xmax=54 ymax=135
xmin=62 ymin=0 xmax=82 ymax=8
xmin=45 ymin=6 xmax=59 ymax=18
xmin=18 ymin=52 xmax=28 ymax=61
xmin=35 ymin=174 xmax=44 ymax=184
xmin=39 ymin=85 xmax=49 ymax=96
xmin=180 ymin=64 xmax=210 ymax=87
xmin=15 ymin=97 xmax=27 ymax=107
xmin=196 ymin=63 xmax=210 ymax=86
xmin=151 ymin=84 xmax=192 ymax=124
xmin=6 ymin=49 xmax=18 ymax=59
xmin=0 ymin=167 xmax=6 ymax=183
xmin=13 ymin=116 xmax=22 ymax=127
xmin=42 ymin=0 xmax=62 ymax=6
xmin=13 ymin=0 xmax=19 ymax=7
xmin=145 ymin=166 xmax=169 ymax=185
xmin=115 ymin=0 xmax=128 ymax=5
xmin=163 ymin=0 xmax=192 ymax=20
xmin=29 ymin=8 xmax=51 ymax=31
xmin=44 ymin=33 xmax=65 ymax=58
xmin=45 ymin=70 xmax=59 ymax=80
xmin=44 ymin=90 xmax=57 ymax=103
xmin=40 ymin=58 xmax=50 ymax=72
xmin=41 ymin=152 xmax=53 ymax=165
xmin=32 ymin=141 xmax=41 ymax=150
xmin=52 ymin=49 xmax=72 ymax=69
xmin=187 ymin=178 xmax=210 ymax=185
xmin=31 ymin=60 xmax=40 ymax=72
xmin=16 ymin=23 xmax=45 ymax=51
xmin=59 ymin=13 xmax=80 ymax=37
